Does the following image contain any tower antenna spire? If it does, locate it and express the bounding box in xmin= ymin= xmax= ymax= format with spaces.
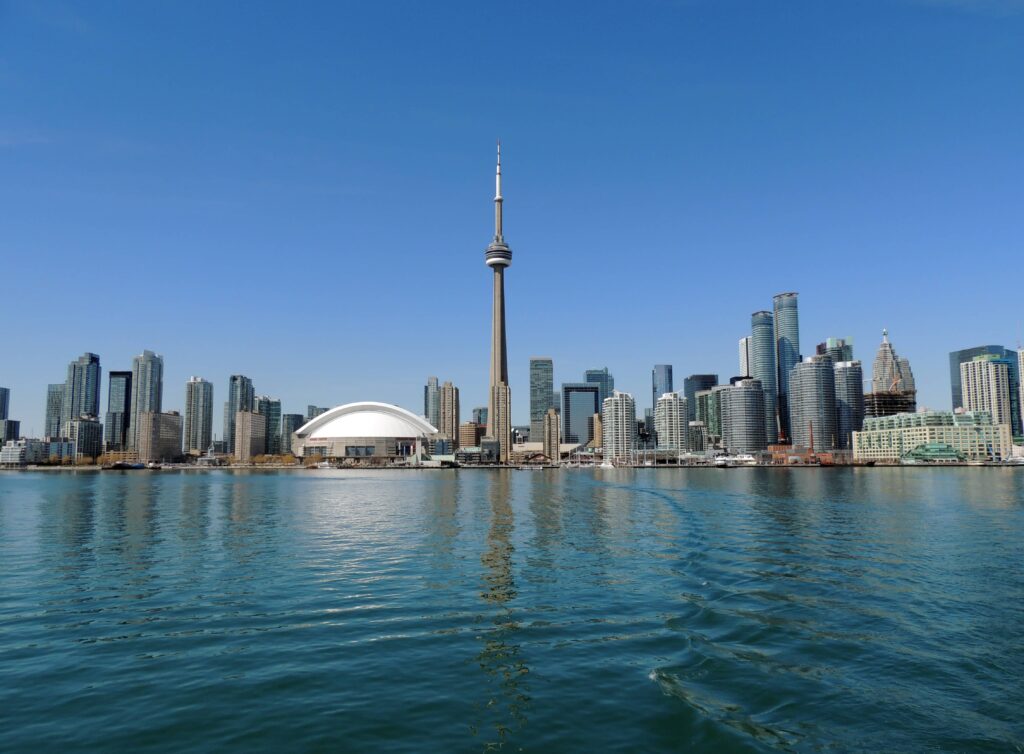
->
xmin=494 ymin=139 xmax=503 ymax=240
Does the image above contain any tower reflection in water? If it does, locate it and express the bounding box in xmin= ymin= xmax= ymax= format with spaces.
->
xmin=471 ymin=471 xmax=530 ymax=749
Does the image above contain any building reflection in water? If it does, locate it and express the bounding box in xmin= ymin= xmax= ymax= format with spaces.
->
xmin=471 ymin=470 xmax=530 ymax=749
xmin=45 ymin=471 xmax=99 ymax=581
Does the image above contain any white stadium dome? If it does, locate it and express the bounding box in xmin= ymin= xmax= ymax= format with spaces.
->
xmin=291 ymin=402 xmax=438 ymax=463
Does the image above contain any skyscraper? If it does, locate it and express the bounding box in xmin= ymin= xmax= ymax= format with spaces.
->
xmin=949 ymin=345 xmax=1021 ymax=437
xmin=137 ymin=412 xmax=183 ymax=464
xmin=128 ymin=350 xmax=163 ymax=451
xmin=562 ymin=383 xmax=600 ymax=445
xmin=695 ymin=388 xmax=723 ymax=447
xmin=654 ymin=392 xmax=687 ymax=452
xmin=306 ymin=405 xmax=328 ymax=421
xmin=45 ymin=384 xmax=63 ymax=438
xmin=423 ymin=376 xmax=440 ymax=428
xmin=105 ymin=371 xmax=132 ymax=452
xmin=871 ymin=330 xmax=912 ymax=393
xmin=530 ymin=358 xmax=554 ymax=441
xmin=438 ymin=381 xmax=460 ymax=445
xmin=484 ymin=143 xmax=512 ymax=464
xmin=184 ymin=377 xmax=214 ymax=455
xmin=834 ymin=360 xmax=865 ymax=450
xmin=0 ymin=387 xmax=8 ymax=420
xmin=773 ymin=292 xmax=800 ymax=441
xmin=542 ymin=408 xmax=560 ymax=463
xmin=62 ymin=352 xmax=101 ymax=427
xmin=224 ymin=375 xmax=254 ymax=454
xmin=651 ymin=364 xmax=673 ymax=414
xmin=1019 ymin=350 xmax=1024 ymax=435
xmin=750 ymin=311 xmax=778 ymax=444
xmin=584 ymin=367 xmax=615 ymax=407
xmin=235 ymin=410 xmax=267 ymax=463
xmin=602 ymin=391 xmax=636 ymax=463
xmin=789 ymin=356 xmax=838 ymax=451
xmin=738 ymin=338 xmax=751 ymax=377
xmin=64 ymin=416 xmax=102 ymax=460
xmin=683 ymin=374 xmax=718 ymax=423
xmin=817 ymin=337 xmax=854 ymax=364
xmin=472 ymin=406 xmax=488 ymax=426
xmin=719 ymin=379 xmax=767 ymax=454
xmin=960 ymin=355 xmax=1013 ymax=427
xmin=255 ymin=396 xmax=282 ymax=455
xmin=864 ymin=331 xmax=916 ymax=418
xmin=281 ymin=414 xmax=305 ymax=456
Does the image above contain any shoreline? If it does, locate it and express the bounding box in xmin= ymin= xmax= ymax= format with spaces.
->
xmin=2 ymin=463 xmax=1022 ymax=473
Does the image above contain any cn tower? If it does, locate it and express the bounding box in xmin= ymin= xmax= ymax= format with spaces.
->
xmin=484 ymin=142 xmax=512 ymax=463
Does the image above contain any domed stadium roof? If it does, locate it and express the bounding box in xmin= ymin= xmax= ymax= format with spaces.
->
xmin=297 ymin=402 xmax=437 ymax=440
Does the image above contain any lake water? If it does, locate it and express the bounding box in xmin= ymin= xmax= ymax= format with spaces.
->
xmin=1 ymin=468 xmax=1022 ymax=752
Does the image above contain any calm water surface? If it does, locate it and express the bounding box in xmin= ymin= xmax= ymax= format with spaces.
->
xmin=1 ymin=468 xmax=1022 ymax=752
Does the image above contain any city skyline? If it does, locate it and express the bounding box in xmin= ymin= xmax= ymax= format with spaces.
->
xmin=3 ymin=3 xmax=1024 ymax=429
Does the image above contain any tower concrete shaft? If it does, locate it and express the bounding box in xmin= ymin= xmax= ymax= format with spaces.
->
xmin=484 ymin=142 xmax=512 ymax=462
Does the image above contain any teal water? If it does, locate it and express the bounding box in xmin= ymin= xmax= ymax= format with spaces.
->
xmin=1 ymin=468 xmax=1022 ymax=752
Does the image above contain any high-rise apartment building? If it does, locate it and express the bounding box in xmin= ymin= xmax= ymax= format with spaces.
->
xmin=64 ymin=416 xmax=102 ymax=460
xmin=652 ymin=364 xmax=673 ymax=414
xmin=184 ymin=377 xmax=214 ymax=455
xmin=817 ymin=337 xmax=854 ymax=364
xmin=960 ymin=355 xmax=1013 ymax=428
xmin=438 ymin=381 xmax=460 ymax=445
xmin=235 ymin=410 xmax=267 ymax=463
xmin=720 ymin=379 xmax=767 ymax=454
xmin=483 ymin=144 xmax=513 ymax=464
xmin=1019 ymin=350 xmax=1024 ymax=435
xmin=602 ymin=391 xmax=636 ymax=463
xmin=530 ymin=358 xmax=554 ymax=440
xmin=306 ymin=405 xmax=328 ymax=421
xmin=458 ymin=421 xmax=483 ymax=450
xmin=789 ymin=356 xmax=838 ymax=451
xmin=45 ymin=384 xmax=64 ymax=438
xmin=654 ymin=392 xmax=688 ymax=452
xmin=104 ymin=371 xmax=132 ymax=452
xmin=584 ymin=367 xmax=614 ymax=407
xmin=738 ymin=338 xmax=751 ymax=377
xmin=683 ymin=374 xmax=718 ymax=424
xmin=542 ymin=408 xmax=560 ymax=463
xmin=834 ymin=360 xmax=865 ymax=450
xmin=281 ymin=414 xmax=305 ymax=456
xmin=423 ymin=376 xmax=440 ymax=429
xmin=129 ymin=350 xmax=163 ymax=451
xmin=224 ymin=375 xmax=254 ymax=454
xmin=0 ymin=420 xmax=21 ymax=444
xmin=773 ymin=292 xmax=800 ymax=441
xmin=695 ymin=388 xmax=723 ymax=447
xmin=137 ymin=411 xmax=183 ymax=463
xmin=562 ymin=383 xmax=600 ymax=445
xmin=949 ymin=346 xmax=1021 ymax=438
xmin=62 ymin=352 xmax=101 ymax=428
xmin=255 ymin=396 xmax=282 ymax=455
xmin=750 ymin=310 xmax=778 ymax=444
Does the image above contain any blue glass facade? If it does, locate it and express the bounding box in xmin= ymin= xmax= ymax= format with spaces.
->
xmin=750 ymin=311 xmax=778 ymax=444
xmin=773 ymin=292 xmax=800 ymax=441
xmin=561 ymin=383 xmax=599 ymax=445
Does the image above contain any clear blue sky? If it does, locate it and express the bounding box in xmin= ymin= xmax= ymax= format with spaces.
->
xmin=2 ymin=0 xmax=1023 ymax=434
